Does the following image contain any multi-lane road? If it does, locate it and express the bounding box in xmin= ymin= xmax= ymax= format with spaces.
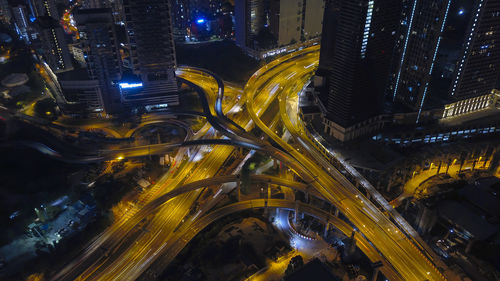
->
xmin=51 ymin=46 xmax=448 ymax=281
xmin=243 ymin=46 xmax=446 ymax=281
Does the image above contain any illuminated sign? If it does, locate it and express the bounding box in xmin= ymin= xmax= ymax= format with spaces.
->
xmin=119 ymin=82 xmax=143 ymax=89
xmin=196 ymin=18 xmax=205 ymax=24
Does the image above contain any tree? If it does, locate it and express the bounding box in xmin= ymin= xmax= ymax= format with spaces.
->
xmin=255 ymin=27 xmax=277 ymax=50
xmin=34 ymin=98 xmax=57 ymax=120
xmin=285 ymin=255 xmax=304 ymax=275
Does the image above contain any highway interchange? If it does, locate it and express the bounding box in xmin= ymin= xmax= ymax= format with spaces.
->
xmin=49 ymin=46 xmax=448 ymax=281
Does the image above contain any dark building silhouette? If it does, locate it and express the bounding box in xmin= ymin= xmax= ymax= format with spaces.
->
xmin=119 ymin=0 xmax=178 ymax=108
xmin=315 ymin=0 xmax=401 ymax=141
xmin=449 ymin=0 xmax=500 ymax=100
xmin=389 ymin=0 xmax=452 ymax=122
xmin=74 ymin=8 xmax=123 ymax=113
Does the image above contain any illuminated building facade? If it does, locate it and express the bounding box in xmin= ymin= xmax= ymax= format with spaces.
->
xmin=449 ymin=0 xmax=500 ymax=100
xmin=74 ymin=8 xmax=123 ymax=113
xmin=389 ymin=0 xmax=452 ymax=122
xmin=11 ymin=4 xmax=31 ymax=43
xmin=317 ymin=0 xmax=401 ymax=141
xmin=33 ymin=0 xmax=59 ymax=19
xmin=121 ymin=0 xmax=178 ymax=107
xmin=36 ymin=16 xmax=74 ymax=73
xmin=442 ymin=89 xmax=500 ymax=119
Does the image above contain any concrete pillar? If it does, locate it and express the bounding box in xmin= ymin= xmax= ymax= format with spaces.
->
xmin=404 ymin=199 xmax=410 ymax=213
xmin=459 ymin=157 xmax=465 ymax=173
xmin=371 ymin=267 xmax=380 ymax=281
xmin=236 ymin=179 xmax=241 ymax=201
xmin=305 ymin=191 xmax=309 ymax=203
xmin=416 ymin=205 xmax=436 ymax=235
xmin=386 ymin=177 xmax=393 ymax=193
xmin=294 ymin=201 xmax=299 ymax=223
xmin=465 ymin=239 xmax=476 ymax=254
xmin=348 ymin=231 xmax=357 ymax=256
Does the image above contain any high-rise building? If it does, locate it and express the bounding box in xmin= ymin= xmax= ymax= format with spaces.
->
xmin=120 ymin=0 xmax=178 ymax=108
xmin=268 ymin=0 xmax=323 ymax=46
xmin=0 ymin=0 xmax=11 ymax=24
xmin=35 ymin=16 xmax=74 ymax=73
xmin=10 ymin=3 xmax=35 ymax=43
xmin=171 ymin=0 xmax=191 ymax=41
xmin=58 ymin=70 xmax=106 ymax=117
xmin=449 ymin=0 xmax=500 ymax=100
xmin=389 ymin=0 xmax=452 ymax=122
xmin=74 ymin=8 xmax=123 ymax=113
xmin=235 ymin=0 xmax=266 ymax=49
xmin=315 ymin=0 xmax=401 ymax=141
xmin=236 ymin=0 xmax=324 ymax=56
xmin=33 ymin=0 xmax=60 ymax=19
xmin=80 ymin=0 xmax=124 ymax=24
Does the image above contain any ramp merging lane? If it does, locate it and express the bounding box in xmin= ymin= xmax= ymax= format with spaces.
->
xmin=52 ymin=47 xmax=447 ymax=281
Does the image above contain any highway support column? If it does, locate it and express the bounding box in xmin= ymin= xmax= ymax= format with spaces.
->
xmin=348 ymin=231 xmax=357 ymax=256
xmin=371 ymin=261 xmax=383 ymax=281
xmin=294 ymin=201 xmax=299 ymax=223
xmin=236 ymin=176 xmax=241 ymax=201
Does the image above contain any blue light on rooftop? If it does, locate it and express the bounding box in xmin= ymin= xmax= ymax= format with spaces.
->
xmin=196 ymin=18 xmax=205 ymax=24
xmin=119 ymin=82 xmax=143 ymax=89
xmin=458 ymin=9 xmax=464 ymax=15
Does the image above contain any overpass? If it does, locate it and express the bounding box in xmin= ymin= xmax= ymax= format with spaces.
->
xmin=140 ymin=198 xmax=403 ymax=281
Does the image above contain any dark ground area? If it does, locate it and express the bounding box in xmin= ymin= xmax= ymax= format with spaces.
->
xmin=175 ymin=40 xmax=260 ymax=85
xmin=160 ymin=210 xmax=289 ymax=281
xmin=0 ymin=147 xmax=84 ymax=246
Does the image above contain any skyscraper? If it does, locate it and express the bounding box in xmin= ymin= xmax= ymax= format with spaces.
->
xmin=170 ymin=0 xmax=191 ymax=41
xmin=235 ymin=0 xmax=266 ymax=49
xmin=11 ymin=4 xmax=32 ymax=43
xmin=35 ymin=16 xmax=74 ymax=73
xmin=120 ymin=0 xmax=178 ymax=108
xmin=33 ymin=0 xmax=60 ymax=19
xmin=317 ymin=0 xmax=401 ymax=141
xmin=74 ymin=8 xmax=123 ymax=113
xmin=389 ymin=0 xmax=452 ymax=122
xmin=236 ymin=0 xmax=323 ymax=56
xmin=449 ymin=0 xmax=500 ymax=100
xmin=268 ymin=0 xmax=323 ymax=46
xmin=0 ymin=0 xmax=11 ymax=24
